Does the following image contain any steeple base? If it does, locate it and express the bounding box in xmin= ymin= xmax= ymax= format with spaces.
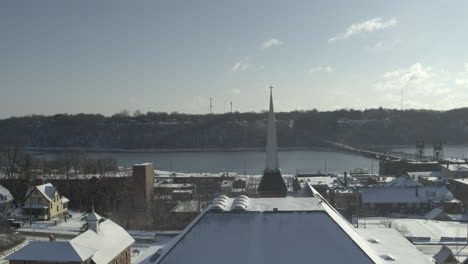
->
xmin=257 ymin=170 xmax=287 ymax=198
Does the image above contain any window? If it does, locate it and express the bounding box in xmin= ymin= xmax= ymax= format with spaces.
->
xmin=57 ymin=206 xmax=59 ymax=212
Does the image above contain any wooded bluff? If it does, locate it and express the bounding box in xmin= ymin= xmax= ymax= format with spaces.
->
xmin=1 ymin=108 xmax=468 ymax=150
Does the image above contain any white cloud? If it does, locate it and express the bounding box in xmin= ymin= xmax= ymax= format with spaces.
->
xmin=231 ymin=88 xmax=241 ymax=95
xmin=372 ymin=63 xmax=468 ymax=110
xmin=309 ymin=66 xmax=334 ymax=73
xmin=231 ymin=58 xmax=250 ymax=72
xmin=455 ymin=63 xmax=468 ymax=86
xmin=261 ymin=38 xmax=283 ymax=49
xmin=329 ymin=17 xmax=398 ymax=43
xmin=374 ymin=63 xmax=433 ymax=93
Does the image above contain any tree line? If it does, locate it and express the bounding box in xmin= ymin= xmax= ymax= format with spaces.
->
xmin=1 ymin=107 xmax=468 ymax=150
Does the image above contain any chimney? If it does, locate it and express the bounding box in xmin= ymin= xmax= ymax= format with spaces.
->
xmin=344 ymin=171 xmax=348 ymax=187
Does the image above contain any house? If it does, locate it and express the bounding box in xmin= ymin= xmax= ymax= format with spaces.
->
xmin=5 ymin=210 xmax=135 ymax=264
xmin=0 ymin=185 xmax=14 ymax=212
xmin=442 ymin=164 xmax=468 ymax=179
xmin=22 ymin=183 xmax=69 ymax=220
xmin=360 ymin=186 xmax=462 ymax=216
xmin=146 ymin=186 xmax=432 ymax=264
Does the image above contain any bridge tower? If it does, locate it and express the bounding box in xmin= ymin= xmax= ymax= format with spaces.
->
xmin=433 ymin=141 xmax=444 ymax=161
xmin=415 ymin=140 xmax=425 ymax=158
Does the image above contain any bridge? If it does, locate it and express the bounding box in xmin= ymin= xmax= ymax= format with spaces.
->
xmin=321 ymin=140 xmax=433 ymax=162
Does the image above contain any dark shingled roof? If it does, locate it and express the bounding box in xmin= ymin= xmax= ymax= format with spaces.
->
xmin=257 ymin=171 xmax=287 ymax=197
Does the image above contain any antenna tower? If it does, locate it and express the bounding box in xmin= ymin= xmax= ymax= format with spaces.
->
xmin=209 ymin=98 xmax=213 ymax=114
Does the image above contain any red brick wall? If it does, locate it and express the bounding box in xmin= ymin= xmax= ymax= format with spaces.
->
xmin=107 ymin=247 xmax=131 ymax=264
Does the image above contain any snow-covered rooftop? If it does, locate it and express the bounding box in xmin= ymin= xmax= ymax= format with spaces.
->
xmin=424 ymin=208 xmax=445 ymax=220
xmin=445 ymin=164 xmax=468 ymax=172
xmin=384 ymin=175 xmax=423 ymax=187
xmin=361 ymin=217 xmax=468 ymax=242
xmin=5 ymin=241 xmax=96 ymax=262
xmin=71 ymin=219 xmax=134 ymax=264
xmin=361 ymin=186 xmax=455 ymax=204
xmin=297 ymin=176 xmax=343 ymax=188
xmin=357 ymin=228 xmax=432 ymax=264
xmin=25 ymin=183 xmax=57 ymax=201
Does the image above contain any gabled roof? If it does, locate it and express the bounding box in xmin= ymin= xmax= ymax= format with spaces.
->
xmin=425 ymin=208 xmax=446 ymax=220
xmin=154 ymin=194 xmax=384 ymax=264
xmin=384 ymin=175 xmax=423 ymax=187
xmin=25 ymin=183 xmax=57 ymax=201
xmin=5 ymin=241 xmax=96 ymax=262
xmin=71 ymin=219 xmax=134 ymax=264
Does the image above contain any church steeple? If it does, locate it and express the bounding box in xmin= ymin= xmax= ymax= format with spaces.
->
xmin=265 ymin=86 xmax=280 ymax=172
xmin=257 ymin=86 xmax=287 ymax=197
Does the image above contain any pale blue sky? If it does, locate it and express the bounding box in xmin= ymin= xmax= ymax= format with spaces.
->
xmin=1 ymin=0 xmax=468 ymax=117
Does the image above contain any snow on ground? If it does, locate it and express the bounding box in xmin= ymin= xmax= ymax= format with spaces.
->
xmin=17 ymin=210 xmax=84 ymax=236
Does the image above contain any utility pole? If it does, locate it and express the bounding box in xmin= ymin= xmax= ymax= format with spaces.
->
xmin=230 ymin=101 xmax=233 ymax=114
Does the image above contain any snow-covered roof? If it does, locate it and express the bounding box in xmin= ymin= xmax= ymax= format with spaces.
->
xmin=154 ymin=199 xmax=380 ymax=263
xmin=357 ymin=228 xmax=433 ymax=264
xmin=71 ymin=219 xmax=134 ymax=264
xmin=445 ymin=164 xmax=468 ymax=172
xmin=25 ymin=183 xmax=57 ymax=201
xmin=361 ymin=186 xmax=455 ymax=204
xmin=152 ymin=185 xmax=433 ymax=264
xmin=297 ymin=176 xmax=343 ymax=188
xmin=5 ymin=241 xmax=96 ymax=262
xmin=62 ymin=197 xmax=70 ymax=203
xmin=407 ymin=171 xmax=442 ymax=178
xmin=0 ymin=185 xmax=13 ymax=201
xmin=384 ymin=175 xmax=423 ymax=187
xmin=362 ymin=217 xmax=468 ymax=241
xmin=425 ymin=208 xmax=445 ymax=220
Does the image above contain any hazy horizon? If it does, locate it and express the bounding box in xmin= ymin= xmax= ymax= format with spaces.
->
xmin=2 ymin=0 xmax=468 ymax=118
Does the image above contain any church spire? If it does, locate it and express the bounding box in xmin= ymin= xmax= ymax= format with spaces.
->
xmin=265 ymin=86 xmax=279 ymax=172
xmin=257 ymin=86 xmax=287 ymax=197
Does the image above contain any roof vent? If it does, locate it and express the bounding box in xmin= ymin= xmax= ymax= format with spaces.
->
xmin=210 ymin=196 xmax=229 ymax=212
xmin=367 ymin=238 xmax=379 ymax=244
xmin=380 ymin=255 xmax=395 ymax=261
xmin=231 ymin=195 xmax=250 ymax=212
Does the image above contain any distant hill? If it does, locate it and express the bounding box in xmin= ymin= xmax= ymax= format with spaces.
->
xmin=1 ymin=108 xmax=468 ymax=150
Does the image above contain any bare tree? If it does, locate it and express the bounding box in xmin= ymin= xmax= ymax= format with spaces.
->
xmin=0 ymin=140 xmax=26 ymax=179
xmin=380 ymin=219 xmax=410 ymax=236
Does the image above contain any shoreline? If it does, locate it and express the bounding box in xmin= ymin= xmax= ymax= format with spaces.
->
xmin=25 ymin=146 xmax=334 ymax=153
